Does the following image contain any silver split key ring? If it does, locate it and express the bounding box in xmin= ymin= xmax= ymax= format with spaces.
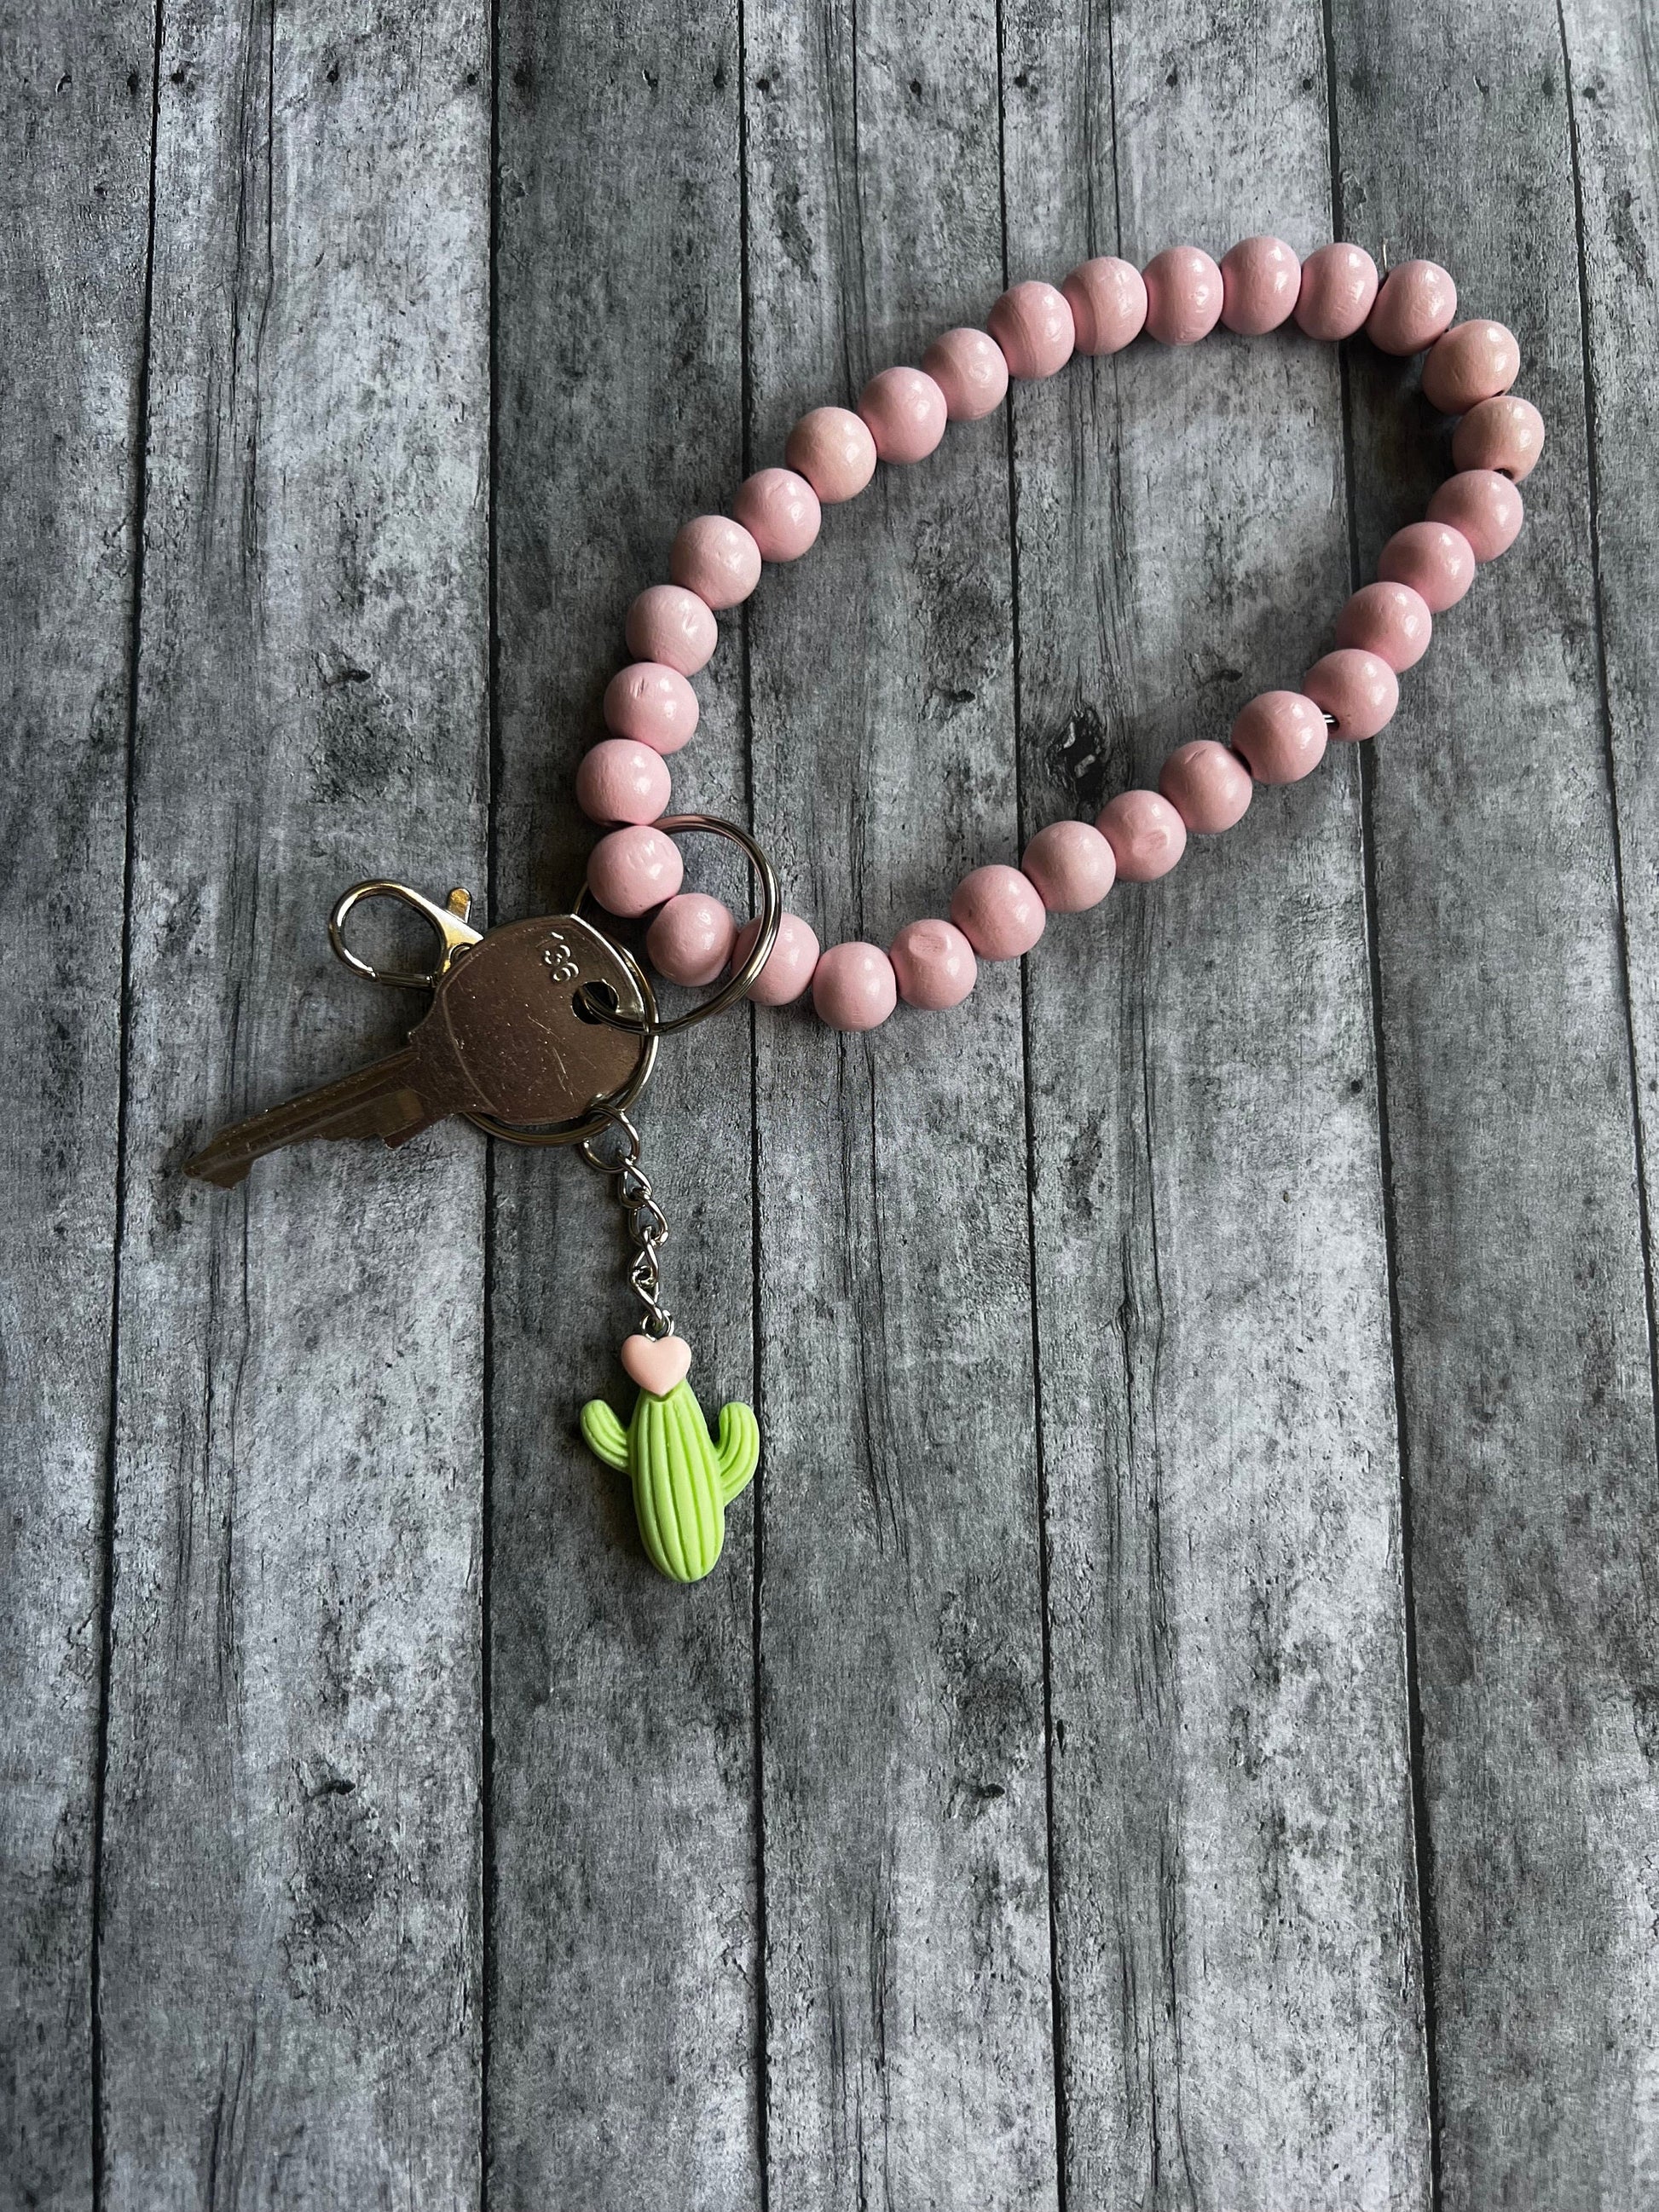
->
xmin=572 ymin=812 xmax=782 ymax=1038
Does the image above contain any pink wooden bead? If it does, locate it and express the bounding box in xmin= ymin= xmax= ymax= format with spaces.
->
xmin=732 ymin=467 xmax=822 ymax=562
xmin=1219 ymin=235 xmax=1301 ymax=335
xmin=1294 ymin=242 xmax=1379 ymax=341
xmin=1142 ymin=245 xmax=1224 ymax=344
xmin=1334 ymin=581 xmax=1434 ymax=672
xmin=812 ymin=941 xmax=898 ymax=1031
xmin=988 ymin=280 xmax=1076 ymax=379
xmin=784 ymin=406 xmax=878 ymax=503
xmin=890 ymin=918 xmax=978 ymax=1009
xmin=950 ymin=863 xmax=1047 ymax=958
xmin=920 ymin=327 xmax=1009 ymax=422
xmin=1451 ymin=393 xmax=1546 ymax=482
xmin=1376 ymin=520 xmax=1477 ymax=611
xmin=1426 ymin=468 xmax=1525 ymax=561
xmin=603 ymin=661 xmax=700 ymax=754
xmin=1366 ymin=259 xmax=1458 ymax=355
xmin=1159 ymin=739 xmax=1253 ymax=832
xmin=1229 ymin=690 xmax=1329 ymax=784
xmin=1420 ymin=319 xmax=1521 ymax=414
xmin=587 ymin=824 xmax=684 ymax=917
xmin=858 ymin=366 xmax=949 ymax=463
xmin=732 ymin=910 xmax=821 ymax=1005
xmin=1061 ymin=257 xmax=1148 ymax=354
xmin=575 ymin=737 xmax=672 ymax=825
xmin=1096 ymin=789 xmax=1188 ymax=880
xmin=625 ymin=584 xmax=718 ymax=676
xmin=1304 ymin=650 xmax=1398 ymax=741
xmin=669 ymin=514 xmax=762 ymax=609
xmin=645 ymin=892 xmax=737 ymax=986
xmin=1020 ymin=819 xmax=1117 ymax=910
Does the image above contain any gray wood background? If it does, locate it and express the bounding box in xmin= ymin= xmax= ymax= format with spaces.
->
xmin=3 ymin=0 xmax=1655 ymax=2204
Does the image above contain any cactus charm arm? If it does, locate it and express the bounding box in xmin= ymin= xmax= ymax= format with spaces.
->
xmin=715 ymin=1401 xmax=760 ymax=1504
xmin=580 ymin=1397 xmax=629 ymax=1471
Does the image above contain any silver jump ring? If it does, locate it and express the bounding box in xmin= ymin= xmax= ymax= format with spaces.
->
xmin=573 ymin=812 xmax=781 ymax=1037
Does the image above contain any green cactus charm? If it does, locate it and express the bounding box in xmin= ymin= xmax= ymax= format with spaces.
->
xmin=581 ymin=1332 xmax=759 ymax=1583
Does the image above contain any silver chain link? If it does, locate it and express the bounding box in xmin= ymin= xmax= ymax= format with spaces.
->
xmin=577 ymin=1111 xmax=674 ymax=1339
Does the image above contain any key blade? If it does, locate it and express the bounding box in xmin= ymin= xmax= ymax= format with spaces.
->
xmin=184 ymin=1048 xmax=433 ymax=1187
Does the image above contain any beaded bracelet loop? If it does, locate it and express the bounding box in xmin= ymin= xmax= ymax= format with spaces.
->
xmin=577 ymin=235 xmax=1543 ymax=1032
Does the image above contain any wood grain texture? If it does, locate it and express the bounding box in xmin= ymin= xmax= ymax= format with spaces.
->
xmin=1561 ymin=61 xmax=1659 ymax=2152
xmin=1330 ymin=2 xmax=1659 ymax=2202
xmin=1001 ymin=3 xmax=1429 ymax=2205
xmin=743 ymin=5 xmax=1058 ymax=2205
xmin=0 ymin=8 xmax=154 ymax=2205
xmin=7 ymin=2 xmax=1659 ymax=2205
xmin=488 ymin=3 xmax=760 ymax=2206
xmin=96 ymin=3 xmax=489 ymax=2203
xmin=1566 ymin=47 xmax=1659 ymax=2053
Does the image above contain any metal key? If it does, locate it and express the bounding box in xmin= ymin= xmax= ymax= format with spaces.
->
xmin=181 ymin=821 xmax=787 ymax=1588
xmin=184 ymin=885 xmax=656 ymax=1187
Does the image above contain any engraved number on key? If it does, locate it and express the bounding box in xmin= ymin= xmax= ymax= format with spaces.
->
xmin=541 ymin=929 xmax=581 ymax=985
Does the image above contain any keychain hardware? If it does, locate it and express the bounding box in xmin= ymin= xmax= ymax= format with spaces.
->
xmin=327 ymin=880 xmax=483 ymax=990
xmin=185 ymin=813 xmax=777 ymax=1583
xmin=572 ymin=813 xmax=781 ymax=1037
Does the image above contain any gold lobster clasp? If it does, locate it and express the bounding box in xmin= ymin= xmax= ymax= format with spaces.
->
xmin=327 ymin=881 xmax=484 ymax=991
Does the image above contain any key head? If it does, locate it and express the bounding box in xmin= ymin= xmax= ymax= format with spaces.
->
xmin=410 ymin=912 xmax=653 ymax=1133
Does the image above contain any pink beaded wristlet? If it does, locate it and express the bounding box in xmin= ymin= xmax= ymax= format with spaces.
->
xmin=581 ymin=237 xmax=1540 ymax=1034
xmin=185 ymin=231 xmax=1543 ymax=1588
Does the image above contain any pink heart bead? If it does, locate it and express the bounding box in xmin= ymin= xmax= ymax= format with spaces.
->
xmin=1061 ymin=257 xmax=1148 ymax=354
xmin=1219 ymin=236 xmax=1301 ymax=336
xmin=920 ymin=327 xmax=1010 ymax=422
xmin=621 ymin=1332 xmax=692 ymax=1397
xmin=1096 ymin=789 xmax=1188 ymax=880
xmin=1142 ymin=245 xmax=1224 ymax=345
xmin=1303 ymin=649 xmax=1399 ymax=741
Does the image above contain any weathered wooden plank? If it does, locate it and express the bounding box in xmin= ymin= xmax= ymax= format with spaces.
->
xmin=744 ymin=6 xmax=1058 ymax=2205
xmin=1000 ymin=3 xmax=1430 ymax=2205
xmin=0 ymin=8 xmax=154 ymax=2204
xmin=1329 ymin=3 xmax=1659 ymax=2202
xmin=488 ymin=4 xmax=760 ymax=2206
xmin=1564 ymin=0 xmax=1659 ymax=1465
xmin=98 ymin=3 xmax=489 ymax=2203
